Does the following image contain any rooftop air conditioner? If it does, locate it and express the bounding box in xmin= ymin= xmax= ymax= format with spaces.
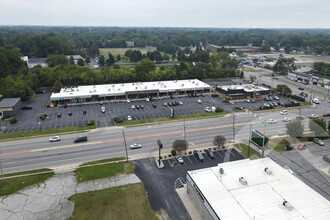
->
xmin=108 ymin=88 xmax=111 ymax=91
xmin=136 ymin=87 xmax=138 ymax=89
xmin=264 ymin=167 xmax=273 ymax=175
xmin=239 ymin=177 xmax=247 ymax=186
xmin=118 ymin=88 xmax=120 ymax=91
xmin=219 ymin=168 xmax=224 ymax=175
xmin=112 ymin=85 xmax=115 ymax=87
xmin=89 ymin=91 xmax=92 ymax=93
xmin=94 ymin=90 xmax=96 ymax=92
xmin=282 ymin=201 xmax=293 ymax=211
xmin=94 ymin=85 xmax=96 ymax=88
xmin=164 ymin=85 xmax=166 ymax=88
xmin=182 ymin=84 xmax=184 ymax=86
xmin=145 ymin=86 xmax=147 ymax=89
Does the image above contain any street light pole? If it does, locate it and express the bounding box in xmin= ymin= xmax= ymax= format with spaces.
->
xmin=122 ymin=130 xmax=128 ymax=163
xmin=248 ymin=124 xmax=252 ymax=157
xmin=184 ymin=119 xmax=187 ymax=155
xmin=0 ymin=147 xmax=4 ymax=181
xmin=233 ymin=113 xmax=236 ymax=144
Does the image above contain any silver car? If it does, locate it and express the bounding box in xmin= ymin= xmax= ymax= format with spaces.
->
xmin=130 ymin=143 xmax=142 ymax=149
xmin=176 ymin=156 xmax=184 ymax=164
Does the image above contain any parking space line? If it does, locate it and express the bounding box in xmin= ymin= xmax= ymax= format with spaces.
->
xmin=215 ymin=151 xmax=223 ymax=158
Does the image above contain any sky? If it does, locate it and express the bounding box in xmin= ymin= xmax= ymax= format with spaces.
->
xmin=0 ymin=0 xmax=329 ymax=28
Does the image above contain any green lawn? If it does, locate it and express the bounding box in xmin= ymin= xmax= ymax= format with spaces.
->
xmin=234 ymin=143 xmax=262 ymax=159
xmin=269 ymin=138 xmax=290 ymax=152
xmin=75 ymin=161 xmax=135 ymax=183
xmin=100 ymin=47 xmax=156 ymax=57
xmin=81 ymin=157 xmax=126 ymax=166
xmin=68 ymin=183 xmax=161 ymax=220
xmin=0 ymin=169 xmax=54 ymax=196
xmin=117 ymin=112 xmax=227 ymax=126
xmin=0 ymin=120 xmax=97 ymax=140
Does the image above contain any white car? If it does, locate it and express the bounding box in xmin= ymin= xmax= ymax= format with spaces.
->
xmin=283 ymin=117 xmax=291 ymax=122
xmin=127 ymin=99 xmax=130 ymax=103
xmin=127 ymin=115 xmax=132 ymax=121
xmin=179 ymin=101 xmax=183 ymax=105
xmin=176 ymin=156 xmax=184 ymax=164
xmin=310 ymin=114 xmax=318 ymax=119
xmin=280 ymin=110 xmax=288 ymax=115
xmin=130 ymin=143 xmax=142 ymax=149
xmin=268 ymin=119 xmax=277 ymax=124
xmin=146 ymin=98 xmax=150 ymax=102
xmin=204 ymin=107 xmax=211 ymax=112
xmin=264 ymin=103 xmax=270 ymax=107
xmin=197 ymin=99 xmax=202 ymax=104
xmin=101 ymin=106 xmax=105 ymax=113
xmin=245 ymin=99 xmax=250 ymax=103
xmin=312 ymin=98 xmax=320 ymax=104
xmin=49 ymin=136 xmax=61 ymax=142
xmin=131 ymin=105 xmax=135 ymax=109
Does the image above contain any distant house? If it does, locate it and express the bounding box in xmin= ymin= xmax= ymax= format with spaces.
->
xmin=28 ymin=58 xmax=48 ymax=68
xmin=126 ymin=41 xmax=135 ymax=47
xmin=66 ymin=55 xmax=83 ymax=64
xmin=279 ymin=48 xmax=285 ymax=53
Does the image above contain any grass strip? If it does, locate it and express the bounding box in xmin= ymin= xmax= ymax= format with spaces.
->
xmin=81 ymin=157 xmax=126 ymax=166
xmin=117 ymin=112 xmax=227 ymax=126
xmin=68 ymin=183 xmax=160 ymax=220
xmin=75 ymin=161 xmax=134 ymax=183
xmin=0 ymin=171 xmax=54 ymax=196
xmin=4 ymin=168 xmax=52 ymax=178
xmin=0 ymin=120 xmax=97 ymax=140
xmin=234 ymin=143 xmax=262 ymax=159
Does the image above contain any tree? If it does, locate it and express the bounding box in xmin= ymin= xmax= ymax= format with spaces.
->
xmin=272 ymin=58 xmax=297 ymax=75
xmin=124 ymin=49 xmax=132 ymax=58
xmin=116 ymin=54 xmax=121 ymax=61
xmin=252 ymin=38 xmax=262 ymax=47
xmin=46 ymin=54 xmax=68 ymax=67
xmin=163 ymin=54 xmax=170 ymax=61
xmin=328 ymin=121 xmax=330 ymax=131
xmin=240 ymin=70 xmax=244 ymax=78
xmin=85 ymin=56 xmax=90 ymax=64
xmin=286 ymin=120 xmax=304 ymax=142
xmin=130 ymin=50 xmax=142 ymax=62
xmin=261 ymin=44 xmax=271 ymax=53
xmin=285 ymin=45 xmax=291 ymax=54
xmin=135 ymin=58 xmax=155 ymax=81
xmin=98 ymin=55 xmax=105 ymax=67
xmin=69 ymin=56 xmax=75 ymax=65
xmin=213 ymin=135 xmax=226 ymax=149
xmin=77 ymin=58 xmax=84 ymax=66
xmin=53 ymin=80 xmax=63 ymax=92
xmin=277 ymin=84 xmax=292 ymax=96
xmin=86 ymin=41 xmax=100 ymax=58
xmin=105 ymin=53 xmax=115 ymax=66
xmin=309 ymin=118 xmax=327 ymax=138
xmin=172 ymin=139 xmax=188 ymax=154
xmin=249 ymin=75 xmax=256 ymax=82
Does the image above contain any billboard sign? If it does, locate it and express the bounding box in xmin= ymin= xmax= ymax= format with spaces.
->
xmin=251 ymin=130 xmax=268 ymax=148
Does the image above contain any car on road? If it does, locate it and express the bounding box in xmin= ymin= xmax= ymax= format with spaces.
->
xmin=206 ymin=150 xmax=215 ymax=159
xmin=68 ymin=111 xmax=72 ymax=116
xmin=131 ymin=105 xmax=135 ymax=109
xmin=57 ymin=112 xmax=61 ymax=117
xmin=245 ymin=99 xmax=250 ymax=103
xmin=101 ymin=106 xmax=105 ymax=113
xmin=283 ymin=117 xmax=291 ymax=122
xmin=21 ymin=105 xmax=32 ymax=110
xmin=127 ymin=115 xmax=132 ymax=121
xmin=140 ymin=105 xmax=144 ymax=109
xmin=314 ymin=138 xmax=324 ymax=146
xmin=312 ymin=98 xmax=320 ymax=104
xmin=297 ymin=144 xmax=306 ymax=150
xmin=130 ymin=143 xmax=142 ymax=149
xmin=298 ymin=87 xmax=304 ymax=90
xmin=175 ymin=156 xmax=184 ymax=164
xmin=127 ymin=99 xmax=130 ymax=103
xmin=197 ymin=99 xmax=202 ymax=104
xmin=310 ymin=114 xmax=318 ymax=119
xmin=204 ymin=107 xmax=211 ymax=112
xmin=74 ymin=136 xmax=88 ymax=143
xmin=194 ymin=150 xmax=204 ymax=162
xmin=267 ymin=119 xmax=277 ymax=124
xmin=280 ymin=110 xmax=288 ymax=115
xmin=163 ymin=103 xmax=168 ymax=107
xmin=49 ymin=136 xmax=61 ymax=142
xmin=83 ymin=109 xmax=87 ymax=114
xmin=323 ymin=113 xmax=330 ymax=117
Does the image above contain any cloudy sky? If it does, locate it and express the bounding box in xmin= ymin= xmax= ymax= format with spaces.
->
xmin=0 ymin=0 xmax=329 ymax=28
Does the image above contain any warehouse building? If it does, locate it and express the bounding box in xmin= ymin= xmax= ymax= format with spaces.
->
xmin=186 ymin=158 xmax=330 ymax=220
xmin=50 ymin=79 xmax=212 ymax=104
xmin=0 ymin=98 xmax=22 ymax=118
xmin=217 ymin=84 xmax=270 ymax=99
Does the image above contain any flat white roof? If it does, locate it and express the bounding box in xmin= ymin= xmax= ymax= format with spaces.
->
xmin=187 ymin=158 xmax=330 ymax=220
xmin=50 ymin=79 xmax=211 ymax=100
xmin=220 ymin=84 xmax=269 ymax=92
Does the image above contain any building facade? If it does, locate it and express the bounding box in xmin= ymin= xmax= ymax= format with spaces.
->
xmin=217 ymin=84 xmax=270 ymax=99
xmin=0 ymin=98 xmax=22 ymax=118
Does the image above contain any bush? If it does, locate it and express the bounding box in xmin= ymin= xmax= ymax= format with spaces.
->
xmin=10 ymin=118 xmax=17 ymax=124
xmin=188 ymin=151 xmax=192 ymax=155
xmin=39 ymin=114 xmax=48 ymax=121
xmin=161 ymin=156 xmax=164 ymax=159
xmin=2 ymin=115 xmax=10 ymax=120
xmin=54 ymin=104 xmax=57 ymax=107
xmin=204 ymin=149 xmax=207 ymax=152
xmin=87 ymin=120 xmax=95 ymax=126
xmin=46 ymin=104 xmax=50 ymax=108
xmin=171 ymin=150 xmax=177 ymax=156
xmin=307 ymin=137 xmax=314 ymax=141
xmin=215 ymin=107 xmax=223 ymax=112
xmin=168 ymin=154 xmax=171 ymax=157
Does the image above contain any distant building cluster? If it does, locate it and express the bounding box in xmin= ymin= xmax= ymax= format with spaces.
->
xmin=20 ymin=55 xmax=83 ymax=68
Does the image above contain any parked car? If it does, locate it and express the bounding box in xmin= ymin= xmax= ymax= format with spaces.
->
xmin=323 ymin=113 xmax=330 ymax=117
xmin=127 ymin=115 xmax=132 ymax=121
xmin=146 ymin=98 xmax=150 ymax=102
xmin=194 ymin=150 xmax=204 ymax=162
xmin=74 ymin=136 xmax=88 ymax=143
xmin=127 ymin=99 xmax=130 ymax=103
xmin=140 ymin=105 xmax=144 ymax=109
xmin=168 ymin=102 xmax=172 ymax=106
xmin=131 ymin=105 xmax=135 ymax=109
xmin=223 ymin=99 xmax=229 ymax=103
xmin=130 ymin=143 xmax=142 ymax=149
xmin=298 ymin=87 xmax=304 ymax=90
xmin=314 ymin=138 xmax=324 ymax=146
xmin=204 ymin=107 xmax=211 ymax=112
xmin=312 ymin=98 xmax=320 ymax=104
xmin=172 ymin=102 xmax=176 ymax=106
xmin=269 ymin=103 xmax=275 ymax=107
xmin=273 ymin=96 xmax=280 ymax=100
xmin=197 ymin=99 xmax=202 ymax=104
xmin=264 ymin=103 xmax=270 ymax=107
xmin=164 ymin=103 xmax=168 ymax=107
xmin=297 ymin=144 xmax=306 ymax=150
xmin=268 ymin=97 xmax=273 ymax=101
xmin=176 ymin=156 xmax=184 ymax=164
xmin=264 ymin=97 xmax=270 ymax=101
xmin=245 ymin=99 xmax=250 ymax=103
xmin=63 ymin=103 xmax=68 ymax=108
xmin=99 ymin=101 xmax=103 ymax=105
xmin=68 ymin=111 xmax=72 ymax=116
xmin=152 ymin=103 xmax=157 ymax=108
xmin=267 ymin=119 xmax=277 ymax=124
xmin=21 ymin=105 xmax=32 ymax=110
xmin=179 ymin=101 xmax=183 ymax=105
xmin=206 ymin=150 xmax=215 ymax=159
xmin=83 ymin=109 xmax=87 ymax=114
xmin=78 ymin=102 xmax=82 ymax=107
xmin=175 ymin=101 xmax=180 ymax=105
xmin=310 ymin=114 xmax=318 ymax=119
xmin=101 ymin=106 xmax=105 ymax=113
xmin=49 ymin=136 xmax=61 ymax=142
xmin=211 ymin=93 xmax=219 ymax=97
xmin=280 ymin=110 xmax=288 ymax=115
xmin=250 ymin=99 xmax=256 ymax=103
xmin=57 ymin=112 xmax=62 ymax=117
xmin=283 ymin=117 xmax=291 ymax=122
xmin=278 ymin=102 xmax=284 ymax=106
xmin=136 ymin=105 xmax=140 ymax=109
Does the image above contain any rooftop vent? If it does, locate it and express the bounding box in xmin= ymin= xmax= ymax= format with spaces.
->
xmin=108 ymin=88 xmax=111 ymax=91
xmin=136 ymin=87 xmax=138 ymax=89
xmin=264 ymin=167 xmax=273 ymax=175
xmin=94 ymin=89 xmax=96 ymax=92
xmin=118 ymin=88 xmax=120 ymax=91
xmin=89 ymin=91 xmax=92 ymax=93
xmin=93 ymin=85 xmax=96 ymax=88
xmin=145 ymin=86 xmax=147 ymax=89
xmin=239 ymin=177 xmax=247 ymax=186
xmin=181 ymin=84 xmax=184 ymax=86
xmin=282 ymin=201 xmax=293 ymax=211
xmin=164 ymin=85 xmax=166 ymax=88
xmin=132 ymin=83 xmax=134 ymax=85
xmin=112 ymin=85 xmax=115 ymax=87
xmin=192 ymin=81 xmax=195 ymax=84
xmin=219 ymin=168 xmax=224 ymax=175
xmin=196 ymin=83 xmax=199 ymax=85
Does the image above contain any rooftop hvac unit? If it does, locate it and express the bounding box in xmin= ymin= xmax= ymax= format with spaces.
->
xmin=219 ymin=168 xmax=224 ymax=175
xmin=136 ymin=87 xmax=138 ymax=89
xmin=164 ymin=85 xmax=166 ymax=88
xmin=118 ymin=88 xmax=120 ymax=91
xmin=264 ymin=167 xmax=273 ymax=175
xmin=89 ymin=91 xmax=92 ymax=93
xmin=145 ymin=86 xmax=147 ymax=89
xmin=196 ymin=83 xmax=199 ymax=85
xmin=112 ymin=85 xmax=115 ymax=87
xmin=108 ymin=88 xmax=111 ymax=91
xmin=192 ymin=81 xmax=195 ymax=83
xmin=282 ymin=201 xmax=293 ymax=211
xmin=94 ymin=85 xmax=96 ymax=88
xmin=94 ymin=89 xmax=96 ymax=92
xmin=239 ymin=177 xmax=247 ymax=186
xmin=77 ymin=89 xmax=79 ymax=91
xmin=132 ymin=83 xmax=134 ymax=85
xmin=182 ymin=84 xmax=184 ymax=86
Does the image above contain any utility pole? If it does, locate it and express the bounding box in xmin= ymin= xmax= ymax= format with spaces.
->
xmin=233 ymin=113 xmax=236 ymax=144
xmin=0 ymin=147 xmax=4 ymax=181
xmin=122 ymin=130 xmax=128 ymax=163
xmin=248 ymin=124 xmax=252 ymax=157
xmin=261 ymin=123 xmax=266 ymax=157
xmin=184 ymin=119 xmax=187 ymax=155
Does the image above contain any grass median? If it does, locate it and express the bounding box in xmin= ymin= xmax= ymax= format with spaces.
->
xmin=117 ymin=111 xmax=227 ymax=126
xmin=234 ymin=143 xmax=262 ymax=159
xmin=0 ymin=120 xmax=97 ymax=140
xmin=75 ymin=161 xmax=134 ymax=183
xmin=68 ymin=183 xmax=161 ymax=220
xmin=0 ymin=168 xmax=54 ymax=196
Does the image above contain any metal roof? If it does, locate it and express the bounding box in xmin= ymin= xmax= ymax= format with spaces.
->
xmin=0 ymin=98 xmax=21 ymax=108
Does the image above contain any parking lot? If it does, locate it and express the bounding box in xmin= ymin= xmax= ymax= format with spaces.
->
xmin=232 ymin=96 xmax=292 ymax=111
xmin=1 ymin=93 xmax=236 ymax=133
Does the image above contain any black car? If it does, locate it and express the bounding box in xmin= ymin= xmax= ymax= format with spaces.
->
xmin=140 ymin=105 xmax=144 ymax=109
xmin=194 ymin=150 xmax=204 ymax=162
xmin=172 ymin=102 xmax=176 ymax=106
xmin=175 ymin=101 xmax=180 ymax=105
xmin=170 ymin=95 xmax=174 ymax=99
xmin=57 ymin=112 xmax=61 ymax=117
xmin=206 ymin=150 xmax=215 ymax=159
xmin=83 ymin=109 xmax=87 ymax=114
xmin=136 ymin=105 xmax=140 ymax=109
xmin=21 ymin=105 xmax=32 ymax=110
xmin=74 ymin=136 xmax=88 ymax=143
xmin=78 ymin=103 xmax=82 ymax=107
xmin=152 ymin=103 xmax=157 ymax=108
xmin=68 ymin=111 xmax=72 ymax=116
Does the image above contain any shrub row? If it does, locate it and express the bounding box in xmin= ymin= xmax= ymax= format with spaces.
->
xmin=10 ymin=118 xmax=17 ymax=124
xmin=290 ymin=95 xmax=305 ymax=102
xmin=113 ymin=117 xmax=124 ymax=123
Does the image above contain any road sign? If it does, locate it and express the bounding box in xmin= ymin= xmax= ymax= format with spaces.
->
xmin=262 ymin=121 xmax=267 ymax=126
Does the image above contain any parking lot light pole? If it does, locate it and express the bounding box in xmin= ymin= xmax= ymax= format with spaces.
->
xmin=0 ymin=147 xmax=4 ymax=181
xmin=157 ymin=140 xmax=163 ymax=167
xmin=122 ymin=130 xmax=128 ymax=163
xmin=184 ymin=119 xmax=187 ymax=155
xmin=233 ymin=113 xmax=236 ymax=144
xmin=248 ymin=124 xmax=252 ymax=157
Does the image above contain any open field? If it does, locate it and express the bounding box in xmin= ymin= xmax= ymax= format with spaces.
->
xmin=68 ymin=183 xmax=161 ymax=220
xmin=100 ymin=47 xmax=156 ymax=56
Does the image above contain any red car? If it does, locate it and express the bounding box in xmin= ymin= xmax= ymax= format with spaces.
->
xmin=297 ymin=144 xmax=306 ymax=150
xmin=187 ymin=94 xmax=191 ymax=97
xmin=298 ymin=87 xmax=304 ymax=90
xmin=323 ymin=113 xmax=330 ymax=117
xmin=168 ymin=102 xmax=173 ymax=106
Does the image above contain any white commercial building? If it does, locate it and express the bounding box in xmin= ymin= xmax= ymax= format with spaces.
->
xmin=186 ymin=158 xmax=330 ymax=220
xmin=50 ymin=79 xmax=212 ymax=104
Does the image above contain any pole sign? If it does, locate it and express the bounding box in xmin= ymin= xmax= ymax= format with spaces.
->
xmin=251 ymin=130 xmax=269 ymax=148
xmin=170 ymin=107 xmax=175 ymax=118
xmin=157 ymin=140 xmax=163 ymax=149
